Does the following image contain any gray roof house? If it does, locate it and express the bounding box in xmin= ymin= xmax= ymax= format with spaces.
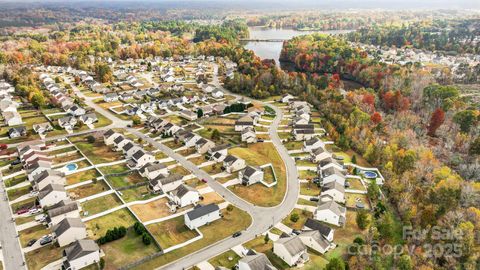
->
xmin=238 ymin=251 xmax=277 ymax=270
xmin=62 ymin=239 xmax=100 ymax=270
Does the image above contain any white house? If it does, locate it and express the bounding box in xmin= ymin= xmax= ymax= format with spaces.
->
xmin=195 ymin=138 xmax=215 ymax=154
xmin=27 ymin=160 xmax=52 ymax=181
xmin=238 ymin=252 xmax=276 ymax=270
xmin=293 ymin=129 xmax=315 ymax=141
xmin=113 ymin=136 xmax=130 ymax=151
xmin=128 ymin=150 xmax=155 ymax=168
xmin=62 ymin=239 xmax=100 ymax=270
xmin=169 ymin=184 xmax=200 ymax=208
xmin=321 ymin=181 xmax=345 ymax=203
xmin=320 ymin=167 xmax=346 ymax=186
xmin=32 ymin=122 xmax=53 ymax=135
xmin=103 ymin=93 xmax=119 ymax=102
xmin=223 ymin=155 xmax=246 ymax=173
xmin=239 ymin=166 xmax=264 ymax=186
xmin=314 ymin=199 xmax=347 ymax=226
xmin=235 ymin=115 xmax=254 ymax=131
xmin=58 ymin=116 xmax=77 ymax=129
xmin=303 ymin=137 xmax=324 ymax=153
xmin=180 ymin=109 xmax=198 ymax=121
xmin=207 ymin=144 xmax=229 ymax=162
xmin=33 ymin=169 xmax=66 ymax=190
xmin=8 ymin=126 xmax=27 ymax=138
xmin=53 ymin=218 xmax=87 ymax=247
xmin=38 ymin=184 xmax=67 ymax=208
xmin=3 ymin=111 xmax=23 ymax=126
xmin=310 ymin=147 xmax=332 ymax=163
xmin=122 ymin=142 xmax=141 ymax=158
xmin=299 ymin=230 xmax=332 ymax=254
xmin=79 ymin=113 xmax=98 ymax=125
xmin=103 ymin=129 xmax=120 ymax=145
xmin=281 ymin=94 xmax=295 ymax=103
xmin=48 ymin=200 xmax=80 ymax=226
xmin=211 ymin=89 xmax=224 ymax=99
xmin=303 ymin=218 xmax=335 ymax=242
xmin=241 ymin=127 xmax=257 ymax=144
xmin=184 ymin=203 xmax=221 ymax=229
xmin=273 ymin=235 xmax=309 ymax=266
xmin=66 ymin=104 xmax=86 ymax=116
xmin=139 ymin=163 xmax=168 ymax=179
xmin=149 ymin=173 xmax=183 ymax=193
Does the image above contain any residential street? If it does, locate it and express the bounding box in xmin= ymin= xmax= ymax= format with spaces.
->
xmin=0 ymin=179 xmax=27 ymax=270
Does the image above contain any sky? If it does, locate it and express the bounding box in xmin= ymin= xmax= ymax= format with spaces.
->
xmin=1 ymin=0 xmax=479 ymax=10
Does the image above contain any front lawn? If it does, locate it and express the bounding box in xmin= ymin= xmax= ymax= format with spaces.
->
xmin=120 ymin=185 xmax=154 ymax=203
xmin=300 ymin=182 xmax=320 ymax=196
xmin=19 ymin=224 xmax=50 ymax=247
xmin=201 ymin=163 xmax=223 ymax=175
xmin=7 ymin=184 xmax=32 ymax=201
xmin=131 ymin=206 xmax=252 ymax=270
xmin=281 ymin=208 xmax=313 ymax=230
xmin=297 ymin=198 xmax=318 ymax=206
xmin=81 ymin=193 xmax=123 ymax=216
xmin=101 ymin=228 xmax=160 ymax=270
xmin=298 ymin=170 xmax=317 ymax=180
xmin=147 ymin=216 xmax=200 ymax=249
xmin=85 ymin=208 xmax=137 ymax=240
xmin=228 ymin=143 xmax=286 ymax=206
xmin=25 ymin=245 xmax=64 ymax=270
xmin=11 ymin=197 xmax=37 ymax=212
xmin=208 ymin=250 xmax=241 ymax=269
xmin=66 ymin=169 xmax=101 ymax=185
xmin=106 ymin=171 xmax=145 ymax=188
xmin=99 ymin=163 xmax=131 ymax=175
xmin=68 ymin=180 xmax=110 ymax=200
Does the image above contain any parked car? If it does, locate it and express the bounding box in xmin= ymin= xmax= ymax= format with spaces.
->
xmin=29 ymin=191 xmax=39 ymax=197
xmin=291 ymin=229 xmax=301 ymax=235
xmin=29 ymin=208 xmax=41 ymax=214
xmin=27 ymin=239 xmax=37 ymax=247
xmin=11 ymin=159 xmax=21 ymax=166
xmin=232 ymin=231 xmax=242 ymax=238
xmin=0 ymin=144 xmax=7 ymax=150
xmin=35 ymin=214 xmax=47 ymax=222
xmin=16 ymin=208 xmax=29 ymax=215
xmin=201 ymin=178 xmax=208 ymax=183
xmin=309 ymin=197 xmax=319 ymax=202
xmin=39 ymin=236 xmax=52 ymax=246
xmin=257 ymin=139 xmax=264 ymax=142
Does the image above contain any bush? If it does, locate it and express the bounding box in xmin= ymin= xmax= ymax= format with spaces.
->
xmin=290 ymin=213 xmax=299 ymax=223
xmin=132 ymin=115 xmax=141 ymax=125
xmin=99 ymin=258 xmax=105 ymax=270
xmin=97 ymin=226 xmax=127 ymax=245
xmin=86 ymin=135 xmax=96 ymax=143
xmin=226 ymin=204 xmax=234 ymax=212
xmin=134 ymin=221 xmax=146 ymax=235
xmin=142 ymin=232 xmax=152 ymax=245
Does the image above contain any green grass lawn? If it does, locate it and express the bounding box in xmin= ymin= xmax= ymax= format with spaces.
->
xmin=19 ymin=224 xmax=50 ymax=247
xmin=68 ymin=180 xmax=110 ymax=199
xmin=47 ymin=146 xmax=77 ymax=156
xmin=208 ymin=250 xmax=241 ymax=269
xmin=131 ymin=206 xmax=252 ymax=270
xmin=228 ymin=143 xmax=286 ymax=207
xmin=296 ymin=160 xmax=317 ymax=167
xmin=15 ymin=215 xmax=35 ymax=226
xmin=4 ymin=175 xmax=27 ymax=188
xmin=147 ymin=216 xmax=199 ymax=249
xmin=300 ymin=182 xmax=321 ymax=196
xmin=52 ymin=152 xmax=83 ymax=164
xmin=297 ymin=198 xmax=318 ymax=206
xmin=120 ymin=185 xmax=154 ymax=203
xmin=81 ymin=193 xmax=123 ymax=216
xmin=201 ymin=163 xmax=223 ymax=175
xmin=298 ymin=170 xmax=317 ymax=180
xmin=25 ymin=245 xmax=65 ymax=270
xmin=170 ymin=165 xmax=190 ymax=176
xmin=70 ymin=136 xmax=123 ymax=164
xmin=7 ymin=184 xmax=32 ymax=201
xmin=101 ymin=228 xmax=160 ymax=269
xmin=11 ymin=197 xmax=37 ymax=212
xmin=66 ymin=169 xmax=101 ymax=185
xmin=283 ymin=141 xmax=304 ymax=150
xmin=282 ymin=208 xmax=313 ymax=230
xmin=99 ymin=163 xmax=131 ymax=175
xmin=106 ymin=171 xmax=145 ymax=188
xmin=85 ymin=208 xmax=137 ymax=240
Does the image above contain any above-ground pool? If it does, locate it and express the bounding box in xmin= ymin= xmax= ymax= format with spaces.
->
xmin=65 ymin=163 xmax=78 ymax=172
xmin=363 ymin=171 xmax=378 ymax=179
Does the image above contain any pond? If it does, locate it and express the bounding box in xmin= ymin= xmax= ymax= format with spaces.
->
xmin=243 ymin=26 xmax=352 ymax=67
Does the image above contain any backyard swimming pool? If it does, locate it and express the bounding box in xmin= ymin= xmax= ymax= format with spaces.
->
xmin=363 ymin=171 xmax=378 ymax=179
xmin=65 ymin=163 xmax=78 ymax=172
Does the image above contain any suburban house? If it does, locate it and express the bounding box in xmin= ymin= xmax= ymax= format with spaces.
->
xmin=291 ymin=116 xmax=309 ymax=126
xmin=303 ymin=137 xmax=324 ymax=153
xmin=47 ymin=200 xmax=80 ymax=226
xmin=32 ymin=122 xmax=53 ymax=134
xmin=168 ymin=184 xmax=200 ymax=208
xmin=241 ymin=127 xmax=257 ymax=144
xmin=206 ymin=144 xmax=229 ymax=162
xmin=195 ymin=138 xmax=215 ymax=154
xmin=317 ymin=157 xmax=344 ymax=171
xmin=239 ymin=166 xmax=264 ymax=186
xmin=303 ymin=218 xmax=335 ymax=242
xmin=184 ymin=203 xmax=221 ymax=229
xmin=53 ymin=217 xmax=87 ymax=247
xmin=139 ymin=163 xmax=168 ymax=179
xmin=149 ymin=173 xmax=183 ymax=193
xmin=33 ymin=169 xmax=66 ymax=190
xmin=281 ymin=94 xmax=295 ymax=103
xmin=26 ymin=160 xmax=52 ymax=181
xmin=310 ymin=147 xmax=332 ymax=163
xmin=66 ymin=104 xmax=86 ymax=116
xmin=238 ymin=251 xmax=277 ymax=270
xmin=62 ymin=239 xmax=100 ymax=270
xmin=183 ymin=133 xmax=202 ymax=148
xmin=235 ymin=115 xmax=255 ymax=131
xmin=122 ymin=142 xmax=141 ymax=158
xmin=319 ymin=167 xmax=346 ymax=186
xmin=3 ymin=111 xmax=23 ymax=126
xmin=103 ymin=93 xmax=119 ymax=102
xmin=103 ymin=129 xmax=121 ymax=145
xmin=293 ymin=129 xmax=315 ymax=141
xmin=58 ymin=116 xmax=77 ymax=129
xmin=180 ymin=109 xmax=198 ymax=121
xmin=314 ymin=199 xmax=347 ymax=226
xmin=273 ymin=235 xmax=309 ymax=266
xmin=113 ymin=136 xmax=130 ymax=151
xmin=8 ymin=126 xmax=27 ymax=138
xmin=222 ymin=155 xmax=246 ymax=173
xmin=38 ymin=184 xmax=68 ymax=207
xmin=79 ymin=113 xmax=98 ymax=125
xmin=298 ymin=230 xmax=332 ymax=254
xmin=128 ymin=149 xmax=155 ymax=168
xmin=321 ymin=181 xmax=346 ymax=203
xmin=211 ymin=89 xmax=224 ymax=99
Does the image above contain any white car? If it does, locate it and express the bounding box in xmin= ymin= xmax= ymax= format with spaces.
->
xmin=29 ymin=191 xmax=39 ymax=197
xmin=29 ymin=208 xmax=41 ymax=214
xmin=35 ymin=214 xmax=47 ymax=222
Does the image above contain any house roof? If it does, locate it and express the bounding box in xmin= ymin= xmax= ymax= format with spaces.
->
xmin=151 ymin=173 xmax=183 ymax=186
xmin=322 ymin=181 xmax=345 ymax=194
xmin=299 ymin=230 xmax=330 ymax=250
xmin=303 ymin=218 xmax=334 ymax=237
xmin=47 ymin=200 xmax=79 ymax=218
xmin=223 ymin=155 xmax=238 ymax=164
xmin=209 ymin=144 xmax=230 ymax=153
xmin=239 ymin=252 xmax=277 ymax=270
xmin=294 ymin=129 xmax=314 ymax=134
xmin=113 ymin=136 xmax=125 ymax=144
xmin=171 ymin=184 xmax=197 ymax=199
xmin=186 ymin=203 xmax=219 ymax=221
xmin=241 ymin=127 xmax=255 ymax=135
xmin=312 ymin=147 xmax=326 ymax=155
xmin=38 ymin=184 xmax=65 ymax=200
xmin=235 ymin=115 xmax=254 ymax=125
xmin=317 ymin=200 xmax=346 ymax=217
xmin=123 ymin=142 xmax=135 ymax=152
xmin=322 ymin=167 xmax=345 ymax=178
xmin=64 ymin=239 xmax=99 ymax=261
xmin=275 ymin=235 xmax=306 ymax=257
xmin=305 ymin=137 xmax=321 ymax=146
xmin=33 ymin=169 xmax=64 ymax=183
xmin=242 ymin=165 xmax=261 ymax=178
xmin=53 ymin=217 xmax=85 ymax=237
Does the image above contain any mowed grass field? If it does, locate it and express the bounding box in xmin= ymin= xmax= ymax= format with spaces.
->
xmin=85 ymin=208 xmax=137 ymax=240
xmin=147 ymin=216 xmax=199 ymax=249
xmin=25 ymin=245 xmax=65 ymax=270
xmin=228 ymin=143 xmax=286 ymax=206
xmin=132 ymin=206 xmax=252 ymax=270
xmin=70 ymin=135 xmax=124 ymax=164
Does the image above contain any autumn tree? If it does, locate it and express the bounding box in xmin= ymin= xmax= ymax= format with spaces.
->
xmin=370 ymin=111 xmax=382 ymax=125
xmin=427 ymin=108 xmax=445 ymax=137
xmin=453 ymin=110 xmax=476 ymax=133
xmin=94 ymin=62 xmax=113 ymax=83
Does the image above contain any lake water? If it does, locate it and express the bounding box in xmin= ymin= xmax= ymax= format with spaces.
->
xmin=243 ymin=27 xmax=352 ymax=67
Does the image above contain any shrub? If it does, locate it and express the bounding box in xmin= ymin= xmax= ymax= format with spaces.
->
xmin=142 ymin=232 xmax=152 ymax=245
xmin=86 ymin=135 xmax=96 ymax=143
xmin=226 ymin=204 xmax=234 ymax=212
xmin=97 ymin=226 xmax=127 ymax=245
xmin=134 ymin=221 xmax=146 ymax=235
xmin=290 ymin=213 xmax=299 ymax=223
